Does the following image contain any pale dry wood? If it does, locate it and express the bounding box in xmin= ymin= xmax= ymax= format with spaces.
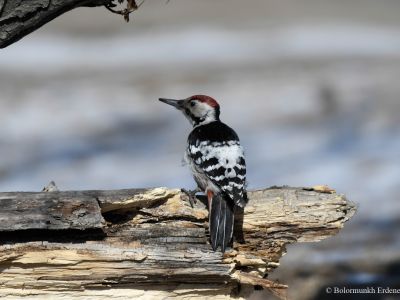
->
xmin=0 ymin=186 xmax=356 ymax=299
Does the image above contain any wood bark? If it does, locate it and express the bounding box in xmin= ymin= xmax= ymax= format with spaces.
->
xmin=0 ymin=186 xmax=356 ymax=299
xmin=0 ymin=0 xmax=110 ymax=48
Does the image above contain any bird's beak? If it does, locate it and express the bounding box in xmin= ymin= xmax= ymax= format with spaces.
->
xmin=159 ymin=98 xmax=184 ymax=110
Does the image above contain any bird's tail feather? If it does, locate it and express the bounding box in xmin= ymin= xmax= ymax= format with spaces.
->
xmin=209 ymin=193 xmax=234 ymax=252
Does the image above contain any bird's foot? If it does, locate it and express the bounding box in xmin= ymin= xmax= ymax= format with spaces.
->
xmin=180 ymin=188 xmax=200 ymax=208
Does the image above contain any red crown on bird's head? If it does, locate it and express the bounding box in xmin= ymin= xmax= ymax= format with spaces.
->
xmin=188 ymin=95 xmax=220 ymax=108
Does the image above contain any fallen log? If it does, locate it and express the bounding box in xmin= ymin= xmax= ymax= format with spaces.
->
xmin=0 ymin=185 xmax=356 ymax=299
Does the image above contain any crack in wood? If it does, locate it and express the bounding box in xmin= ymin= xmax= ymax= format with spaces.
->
xmin=0 ymin=186 xmax=356 ymax=299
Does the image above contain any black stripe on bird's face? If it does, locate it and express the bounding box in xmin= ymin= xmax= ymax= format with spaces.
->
xmin=184 ymin=108 xmax=203 ymax=126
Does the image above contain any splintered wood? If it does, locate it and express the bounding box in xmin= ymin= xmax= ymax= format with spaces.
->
xmin=0 ymin=186 xmax=356 ymax=299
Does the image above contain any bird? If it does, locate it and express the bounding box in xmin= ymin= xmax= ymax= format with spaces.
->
xmin=159 ymin=95 xmax=247 ymax=252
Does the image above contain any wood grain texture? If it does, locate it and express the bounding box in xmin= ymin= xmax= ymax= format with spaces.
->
xmin=0 ymin=186 xmax=356 ymax=299
xmin=0 ymin=191 xmax=105 ymax=231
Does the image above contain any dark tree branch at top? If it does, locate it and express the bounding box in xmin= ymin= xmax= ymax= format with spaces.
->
xmin=0 ymin=0 xmax=140 ymax=48
xmin=0 ymin=185 xmax=356 ymax=300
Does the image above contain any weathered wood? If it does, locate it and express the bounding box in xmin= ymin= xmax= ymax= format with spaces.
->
xmin=0 ymin=191 xmax=105 ymax=231
xmin=0 ymin=0 xmax=111 ymax=48
xmin=0 ymin=186 xmax=356 ymax=299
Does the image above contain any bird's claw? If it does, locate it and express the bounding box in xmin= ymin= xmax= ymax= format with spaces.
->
xmin=181 ymin=188 xmax=198 ymax=208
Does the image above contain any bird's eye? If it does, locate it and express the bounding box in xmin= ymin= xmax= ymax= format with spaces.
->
xmin=190 ymin=101 xmax=196 ymax=107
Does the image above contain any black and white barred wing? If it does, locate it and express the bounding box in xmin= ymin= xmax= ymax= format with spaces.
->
xmin=188 ymin=140 xmax=247 ymax=207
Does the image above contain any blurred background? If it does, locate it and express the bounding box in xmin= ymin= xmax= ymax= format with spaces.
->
xmin=1 ymin=0 xmax=400 ymax=299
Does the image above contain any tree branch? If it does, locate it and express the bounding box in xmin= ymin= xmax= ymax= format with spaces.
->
xmin=0 ymin=186 xmax=356 ymax=299
xmin=0 ymin=0 xmax=112 ymax=48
